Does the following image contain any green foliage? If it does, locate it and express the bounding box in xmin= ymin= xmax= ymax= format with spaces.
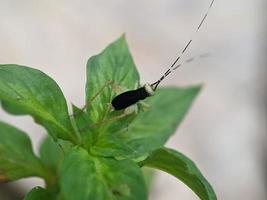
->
xmin=72 ymin=36 xmax=140 ymax=148
xmin=0 ymin=66 xmax=79 ymax=143
xmin=0 ymin=35 xmax=216 ymax=200
xmin=0 ymin=121 xmax=52 ymax=182
xmin=24 ymin=187 xmax=53 ymax=200
xmin=86 ymin=35 xmax=140 ymax=123
xmin=39 ymin=136 xmax=73 ymax=175
xmin=117 ymin=86 xmax=201 ymax=157
xmin=60 ymin=147 xmax=147 ymax=200
xmin=139 ymin=148 xmax=217 ymax=200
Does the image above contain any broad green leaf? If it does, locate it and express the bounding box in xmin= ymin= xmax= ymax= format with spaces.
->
xmin=117 ymin=86 xmax=201 ymax=156
xmin=72 ymin=36 xmax=140 ymax=147
xmin=39 ymin=136 xmax=73 ymax=175
xmin=85 ymin=35 xmax=140 ymax=123
xmin=139 ymin=148 xmax=217 ymax=200
xmin=0 ymin=121 xmax=52 ymax=181
xmin=24 ymin=187 xmax=53 ymax=200
xmin=60 ymin=147 xmax=147 ymax=200
xmin=0 ymin=65 xmax=79 ymax=143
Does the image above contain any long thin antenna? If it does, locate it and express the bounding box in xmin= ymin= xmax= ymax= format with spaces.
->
xmin=152 ymin=0 xmax=215 ymax=90
xmin=154 ymin=53 xmax=211 ymax=83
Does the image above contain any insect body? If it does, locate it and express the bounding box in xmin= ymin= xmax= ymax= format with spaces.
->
xmin=111 ymin=0 xmax=215 ymax=110
xmin=111 ymin=83 xmax=155 ymax=110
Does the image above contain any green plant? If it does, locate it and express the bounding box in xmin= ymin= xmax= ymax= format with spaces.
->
xmin=0 ymin=35 xmax=217 ymax=200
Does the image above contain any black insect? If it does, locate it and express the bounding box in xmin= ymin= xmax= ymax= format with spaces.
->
xmin=111 ymin=83 xmax=155 ymax=110
xmin=111 ymin=0 xmax=215 ymax=111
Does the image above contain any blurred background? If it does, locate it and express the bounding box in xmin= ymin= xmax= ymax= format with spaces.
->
xmin=0 ymin=0 xmax=266 ymax=199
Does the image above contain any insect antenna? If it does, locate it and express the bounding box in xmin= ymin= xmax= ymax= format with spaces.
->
xmin=152 ymin=53 xmax=211 ymax=89
xmin=151 ymin=0 xmax=215 ymax=91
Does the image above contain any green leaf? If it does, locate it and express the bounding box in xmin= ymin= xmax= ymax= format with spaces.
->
xmin=71 ymin=35 xmax=140 ymax=147
xmin=24 ymin=187 xmax=53 ymax=200
xmin=142 ymin=168 xmax=155 ymax=190
xmin=85 ymin=35 xmax=140 ymax=123
xmin=70 ymin=104 xmax=95 ymax=146
xmin=39 ymin=136 xmax=73 ymax=175
xmin=139 ymin=148 xmax=217 ymax=200
xmin=0 ymin=65 xmax=79 ymax=143
xmin=1 ymin=100 xmax=25 ymax=115
xmin=60 ymin=147 xmax=147 ymax=200
xmin=117 ymin=86 xmax=201 ymax=156
xmin=90 ymin=134 xmax=136 ymax=158
xmin=71 ymin=104 xmax=136 ymax=156
xmin=0 ymin=121 xmax=51 ymax=181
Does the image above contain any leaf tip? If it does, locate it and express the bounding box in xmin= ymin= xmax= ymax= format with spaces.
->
xmin=120 ymin=33 xmax=127 ymax=41
xmin=191 ymin=84 xmax=203 ymax=94
xmin=113 ymin=33 xmax=128 ymax=48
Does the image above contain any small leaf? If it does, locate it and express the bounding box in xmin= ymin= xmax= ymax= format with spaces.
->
xmin=117 ymin=86 xmax=201 ymax=156
xmin=0 ymin=121 xmax=51 ymax=181
xmin=24 ymin=187 xmax=53 ymax=200
xmin=139 ymin=148 xmax=217 ymax=200
xmin=60 ymin=147 xmax=147 ymax=200
xmin=0 ymin=65 xmax=79 ymax=143
xmin=85 ymin=35 xmax=140 ymax=123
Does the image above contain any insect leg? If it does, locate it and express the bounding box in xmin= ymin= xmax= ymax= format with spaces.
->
xmin=138 ymin=101 xmax=150 ymax=112
xmin=77 ymin=81 xmax=138 ymax=132
xmin=79 ymin=106 xmax=136 ymax=132
xmin=71 ymin=80 xmax=114 ymax=116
